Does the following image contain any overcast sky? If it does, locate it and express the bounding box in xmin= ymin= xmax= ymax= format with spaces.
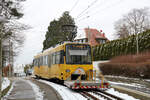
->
xmin=15 ymin=0 xmax=150 ymax=66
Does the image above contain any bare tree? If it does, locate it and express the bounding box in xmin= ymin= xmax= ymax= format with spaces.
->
xmin=114 ymin=19 xmax=130 ymax=38
xmin=2 ymin=20 xmax=30 ymax=65
xmin=114 ymin=7 xmax=150 ymax=38
xmin=0 ymin=0 xmax=28 ymax=66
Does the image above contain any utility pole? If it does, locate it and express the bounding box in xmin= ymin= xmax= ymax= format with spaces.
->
xmin=87 ymin=26 xmax=91 ymax=44
xmin=136 ymin=33 xmax=139 ymax=54
xmin=11 ymin=42 xmax=13 ymax=76
xmin=8 ymin=39 xmax=13 ymax=77
xmin=8 ymin=38 xmax=11 ymax=77
xmin=135 ymin=24 xmax=139 ymax=55
xmin=0 ymin=29 xmax=3 ymax=100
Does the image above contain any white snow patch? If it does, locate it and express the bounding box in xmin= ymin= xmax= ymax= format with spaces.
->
xmin=2 ymin=77 xmax=10 ymax=91
xmin=106 ymin=88 xmax=140 ymax=100
xmin=2 ymin=81 xmax=15 ymax=100
xmin=88 ymin=92 xmax=106 ymax=100
xmin=26 ymin=80 xmax=44 ymax=100
xmin=109 ymin=81 xmax=145 ymax=88
xmin=39 ymin=80 xmax=86 ymax=100
xmin=146 ymin=80 xmax=150 ymax=82
xmin=105 ymin=75 xmax=140 ymax=80
xmin=93 ymin=61 xmax=109 ymax=71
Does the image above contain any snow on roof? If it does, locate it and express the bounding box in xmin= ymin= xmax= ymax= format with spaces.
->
xmin=75 ymin=28 xmax=107 ymax=40
xmin=75 ymin=29 xmax=86 ymax=39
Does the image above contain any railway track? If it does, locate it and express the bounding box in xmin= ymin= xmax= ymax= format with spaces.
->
xmin=79 ymin=89 xmax=124 ymax=100
xmin=33 ymin=77 xmax=124 ymax=100
xmin=80 ymin=91 xmax=100 ymax=100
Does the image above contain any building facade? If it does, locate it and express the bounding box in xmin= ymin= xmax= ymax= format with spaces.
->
xmin=74 ymin=28 xmax=108 ymax=46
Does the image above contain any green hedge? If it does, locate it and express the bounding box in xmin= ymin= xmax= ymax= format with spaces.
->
xmin=93 ymin=30 xmax=150 ymax=60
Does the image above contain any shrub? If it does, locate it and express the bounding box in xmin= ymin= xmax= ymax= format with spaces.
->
xmin=99 ymin=52 xmax=150 ymax=78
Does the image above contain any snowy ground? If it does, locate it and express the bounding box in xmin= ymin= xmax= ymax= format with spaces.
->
xmin=106 ymin=88 xmax=139 ymax=100
xmin=39 ymin=80 xmax=139 ymax=100
xmin=2 ymin=77 xmax=10 ymax=91
xmin=145 ymin=79 xmax=150 ymax=82
xmin=105 ymin=75 xmax=150 ymax=94
xmin=109 ymin=81 xmax=145 ymax=88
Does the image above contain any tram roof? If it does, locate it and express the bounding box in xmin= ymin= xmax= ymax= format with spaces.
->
xmin=34 ymin=41 xmax=90 ymax=58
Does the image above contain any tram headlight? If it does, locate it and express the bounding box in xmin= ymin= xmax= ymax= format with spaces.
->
xmin=66 ymin=69 xmax=70 ymax=72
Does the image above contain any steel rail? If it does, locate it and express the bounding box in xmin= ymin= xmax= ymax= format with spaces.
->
xmin=95 ymin=89 xmax=124 ymax=100
xmin=92 ymin=91 xmax=112 ymax=100
xmin=80 ymin=91 xmax=100 ymax=100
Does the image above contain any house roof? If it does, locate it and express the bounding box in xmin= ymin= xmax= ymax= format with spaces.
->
xmin=84 ymin=28 xmax=106 ymax=39
xmin=75 ymin=28 xmax=107 ymax=39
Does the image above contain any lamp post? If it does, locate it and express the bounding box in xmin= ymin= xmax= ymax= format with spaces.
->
xmin=136 ymin=33 xmax=139 ymax=54
xmin=61 ymin=24 xmax=77 ymax=41
xmin=0 ymin=16 xmax=8 ymax=99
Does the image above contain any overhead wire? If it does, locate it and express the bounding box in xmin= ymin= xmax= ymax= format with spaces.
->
xmin=75 ymin=0 xmax=98 ymax=19
xmin=76 ymin=0 xmax=107 ymax=20
xmin=76 ymin=0 xmax=123 ymax=22
xmin=70 ymin=0 xmax=79 ymax=13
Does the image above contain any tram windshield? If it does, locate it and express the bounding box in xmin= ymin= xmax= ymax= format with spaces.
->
xmin=66 ymin=44 xmax=92 ymax=64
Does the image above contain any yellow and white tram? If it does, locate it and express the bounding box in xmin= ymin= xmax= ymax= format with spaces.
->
xmin=33 ymin=42 xmax=109 ymax=89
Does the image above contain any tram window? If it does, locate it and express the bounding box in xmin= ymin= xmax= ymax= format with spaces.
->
xmin=45 ymin=55 xmax=48 ymax=66
xmin=50 ymin=51 xmax=64 ymax=65
xmin=39 ymin=58 xmax=41 ymax=66
xmin=48 ymin=54 xmax=51 ymax=67
xmin=50 ymin=54 xmax=53 ymax=66
xmin=40 ymin=58 xmax=42 ymax=65
xmin=33 ymin=59 xmax=35 ymax=66
xmin=42 ymin=56 xmax=44 ymax=66
xmin=36 ymin=59 xmax=38 ymax=66
xmin=35 ymin=59 xmax=37 ymax=66
xmin=40 ymin=57 xmax=43 ymax=66
xmin=43 ymin=56 xmax=48 ymax=66
xmin=66 ymin=44 xmax=92 ymax=64
xmin=56 ymin=52 xmax=60 ymax=64
xmin=60 ymin=50 xmax=64 ymax=64
xmin=38 ymin=58 xmax=40 ymax=67
xmin=39 ymin=57 xmax=41 ymax=66
xmin=52 ymin=53 xmax=55 ymax=65
xmin=43 ymin=56 xmax=45 ymax=65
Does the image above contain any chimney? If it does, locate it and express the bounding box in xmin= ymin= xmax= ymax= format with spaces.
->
xmin=102 ymin=33 xmax=105 ymax=37
xmin=100 ymin=29 xmax=103 ymax=33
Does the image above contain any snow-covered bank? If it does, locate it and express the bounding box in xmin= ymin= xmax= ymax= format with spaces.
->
xmin=2 ymin=77 xmax=10 ymax=91
xmin=109 ymin=81 xmax=145 ymax=88
xmin=106 ymin=88 xmax=139 ymax=100
xmin=146 ymin=80 xmax=150 ymax=82
xmin=2 ymin=81 xmax=15 ymax=100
